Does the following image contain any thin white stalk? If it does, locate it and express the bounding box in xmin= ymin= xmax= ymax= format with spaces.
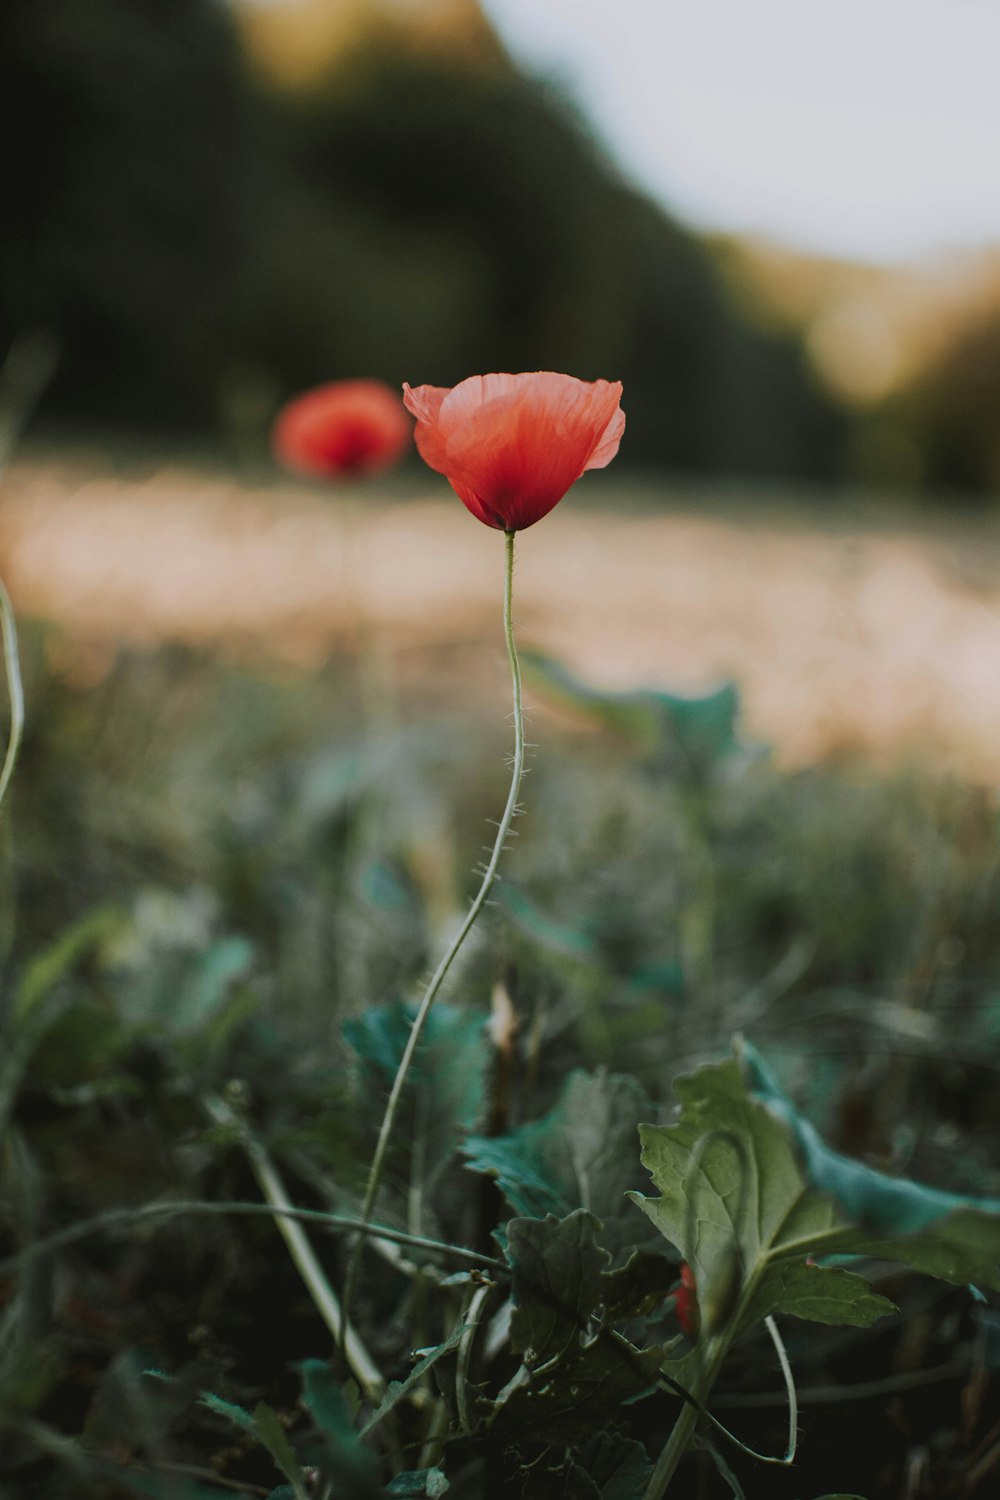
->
xmin=0 ymin=576 xmax=24 ymax=813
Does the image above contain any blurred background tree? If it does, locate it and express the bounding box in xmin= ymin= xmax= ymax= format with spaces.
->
xmin=0 ymin=0 xmax=852 ymax=481
xmin=3 ymin=0 xmax=997 ymax=493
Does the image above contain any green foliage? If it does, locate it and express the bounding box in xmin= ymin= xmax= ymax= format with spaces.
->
xmin=522 ymin=650 xmax=742 ymax=771
xmin=464 ymin=1068 xmax=659 ymax=1260
xmin=634 ymin=1038 xmax=1000 ymax=1406
xmin=144 ymin=1374 xmax=310 ymax=1498
xmin=491 ymin=1210 xmax=667 ymax=1444
xmin=345 ymin=1000 xmax=489 ymax=1215
xmin=7 ymin=640 xmax=1000 ymax=1497
xmin=299 ymin=1360 xmax=382 ymax=1496
xmin=631 ymin=1058 xmax=898 ymax=1337
xmin=0 ymin=906 xmax=124 ymax=1136
xmin=359 ymin=1321 xmax=468 ymax=1440
xmin=741 ymin=1040 xmax=1000 ymax=1285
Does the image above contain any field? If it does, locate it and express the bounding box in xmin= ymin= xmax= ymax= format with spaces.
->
xmin=6 ymin=453 xmax=1000 ymax=779
xmin=3 ymin=452 xmax=1000 ymax=1499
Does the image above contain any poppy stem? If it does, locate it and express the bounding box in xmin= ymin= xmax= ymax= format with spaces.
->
xmin=342 ymin=528 xmax=525 ymax=1331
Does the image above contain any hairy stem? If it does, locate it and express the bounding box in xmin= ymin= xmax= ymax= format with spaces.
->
xmin=343 ymin=529 xmax=525 ymax=1323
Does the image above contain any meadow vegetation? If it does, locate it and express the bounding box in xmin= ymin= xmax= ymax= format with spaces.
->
xmin=3 ymin=597 xmax=1000 ymax=1497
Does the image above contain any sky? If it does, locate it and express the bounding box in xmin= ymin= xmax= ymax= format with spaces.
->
xmin=480 ymin=0 xmax=1000 ymax=264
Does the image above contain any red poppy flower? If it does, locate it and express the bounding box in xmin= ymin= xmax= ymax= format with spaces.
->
xmin=272 ymin=379 xmax=411 ymax=480
xmin=402 ymin=371 xmax=625 ymax=531
xmin=670 ymin=1263 xmax=699 ymax=1336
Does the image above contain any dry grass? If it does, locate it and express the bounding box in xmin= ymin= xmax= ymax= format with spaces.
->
xmin=3 ymin=450 xmax=1000 ymax=780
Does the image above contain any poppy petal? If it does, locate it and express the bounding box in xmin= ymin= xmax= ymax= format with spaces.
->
xmin=403 ymin=371 xmax=624 ymax=530
xmin=274 ymin=379 xmax=411 ymax=479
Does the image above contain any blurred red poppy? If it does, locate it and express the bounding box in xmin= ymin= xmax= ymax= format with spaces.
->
xmin=272 ymin=379 xmax=411 ymax=479
xmin=671 ymin=1263 xmax=699 ymax=1336
xmin=402 ymin=371 xmax=624 ymax=531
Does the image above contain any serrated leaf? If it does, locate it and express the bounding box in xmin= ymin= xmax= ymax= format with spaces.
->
xmin=464 ymin=1069 xmax=658 ymax=1260
xmin=198 ymin=1389 xmax=256 ymax=1434
xmin=252 ymin=1403 xmax=308 ymax=1494
xmin=507 ymin=1212 xmax=610 ymax=1360
xmin=491 ymin=1328 xmax=664 ymax=1447
xmin=740 ymin=1259 xmax=894 ymax=1331
xmin=571 ymin=1432 xmax=653 ymax=1498
xmin=635 ymin=1046 xmax=1000 ymax=1348
xmin=629 ymin=1057 xmax=897 ymax=1336
xmin=160 ymin=1384 xmax=307 ymax=1494
xmin=493 ymin=1211 xmax=666 ymax=1444
xmin=360 ymin=1321 xmax=467 ymax=1438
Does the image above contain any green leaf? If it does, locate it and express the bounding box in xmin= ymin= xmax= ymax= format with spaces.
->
xmin=464 ymin=1068 xmax=659 ymax=1260
xmin=499 ymin=883 xmax=602 ymax=959
xmin=739 ymin=1259 xmax=895 ymax=1332
xmin=740 ymin=1040 xmax=1000 ymax=1286
xmin=693 ymin=1435 xmax=746 ymax=1500
xmin=298 ymin=1360 xmax=381 ymax=1496
xmin=385 ymin=1470 xmax=449 ymax=1497
xmin=635 ymin=1044 xmax=1000 ymax=1350
xmin=252 ymin=1403 xmax=308 ymax=1495
xmin=521 ymin=649 xmax=741 ymax=766
xmin=346 ymin=1002 xmax=488 ymax=1204
xmin=144 ymin=1374 xmax=305 ymax=1495
xmin=743 ymin=1038 xmax=1000 ymax=1230
xmin=629 ymin=1057 xmax=897 ymax=1336
xmin=571 ymin=1432 xmax=653 ymax=1498
xmin=198 ymin=1389 xmax=256 ymax=1434
xmin=601 ymin=1249 xmax=679 ymax=1323
xmin=13 ymin=906 xmax=121 ymax=1025
xmin=507 ymin=1212 xmax=610 ymax=1361
xmin=0 ymin=907 xmax=124 ymax=1137
xmin=172 ymin=935 xmax=255 ymax=1033
xmin=492 ymin=1211 xmax=666 ymax=1444
xmin=359 ymin=1321 xmax=467 ymax=1438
